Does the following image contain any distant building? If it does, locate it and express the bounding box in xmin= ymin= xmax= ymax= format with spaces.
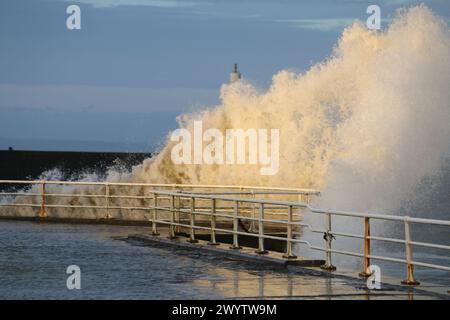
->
xmin=230 ymin=63 xmax=242 ymax=83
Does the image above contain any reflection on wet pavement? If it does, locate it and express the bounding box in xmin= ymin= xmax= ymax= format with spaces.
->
xmin=0 ymin=221 xmax=443 ymax=299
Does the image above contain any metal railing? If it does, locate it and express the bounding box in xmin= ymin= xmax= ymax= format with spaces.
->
xmin=0 ymin=179 xmax=449 ymax=286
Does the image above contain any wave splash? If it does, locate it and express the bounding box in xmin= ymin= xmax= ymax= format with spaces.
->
xmin=126 ymin=5 xmax=450 ymax=215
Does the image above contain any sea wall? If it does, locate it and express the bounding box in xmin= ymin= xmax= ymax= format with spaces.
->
xmin=0 ymin=149 xmax=152 ymax=181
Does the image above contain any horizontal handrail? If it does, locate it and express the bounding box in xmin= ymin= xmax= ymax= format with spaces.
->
xmin=0 ymin=180 xmax=320 ymax=195
xmin=0 ymin=179 xmax=449 ymax=285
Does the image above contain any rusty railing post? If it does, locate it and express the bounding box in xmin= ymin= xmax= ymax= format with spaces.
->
xmin=175 ymin=192 xmax=181 ymax=233
xmin=208 ymin=198 xmax=219 ymax=245
xmin=249 ymin=191 xmax=256 ymax=232
xmin=401 ymin=216 xmax=420 ymax=285
xmin=151 ymin=193 xmax=159 ymax=236
xmin=169 ymin=195 xmax=177 ymax=239
xmin=321 ymin=212 xmax=336 ymax=271
xmin=230 ymin=200 xmax=241 ymax=249
xmin=359 ymin=217 xmax=372 ymax=277
xmin=38 ymin=182 xmax=48 ymax=218
xmin=283 ymin=205 xmax=297 ymax=259
xmin=187 ymin=197 xmax=198 ymax=243
xmin=255 ymin=203 xmax=268 ymax=254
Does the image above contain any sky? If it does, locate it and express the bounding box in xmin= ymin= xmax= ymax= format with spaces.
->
xmin=0 ymin=0 xmax=449 ymax=151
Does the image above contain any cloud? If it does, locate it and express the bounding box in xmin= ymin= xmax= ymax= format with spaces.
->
xmin=0 ymin=84 xmax=219 ymax=113
xmin=275 ymin=17 xmax=399 ymax=32
xmin=60 ymin=0 xmax=201 ymax=8
xmin=329 ymin=0 xmax=420 ymax=5
xmin=274 ymin=18 xmax=357 ymax=32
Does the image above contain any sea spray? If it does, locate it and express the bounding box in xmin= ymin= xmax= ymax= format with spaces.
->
xmin=133 ymin=5 xmax=450 ymax=214
xmin=1 ymin=6 xmax=449 ymax=232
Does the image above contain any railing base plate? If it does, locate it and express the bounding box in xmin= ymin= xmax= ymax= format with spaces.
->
xmin=321 ymin=264 xmax=336 ymax=272
xmin=401 ymin=279 xmax=420 ymax=286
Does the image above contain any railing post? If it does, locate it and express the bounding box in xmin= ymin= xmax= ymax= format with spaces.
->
xmin=169 ymin=195 xmax=177 ymax=239
xmin=105 ymin=183 xmax=111 ymax=219
xmin=38 ymin=182 xmax=47 ymax=218
xmin=187 ymin=197 xmax=198 ymax=243
xmin=151 ymin=193 xmax=159 ymax=236
xmin=230 ymin=201 xmax=241 ymax=249
xmin=401 ymin=216 xmax=420 ymax=285
xmin=359 ymin=217 xmax=372 ymax=277
xmin=249 ymin=191 xmax=256 ymax=232
xmin=175 ymin=193 xmax=181 ymax=233
xmin=255 ymin=203 xmax=268 ymax=254
xmin=321 ymin=212 xmax=336 ymax=271
xmin=208 ymin=198 xmax=219 ymax=245
xmin=283 ymin=205 xmax=297 ymax=259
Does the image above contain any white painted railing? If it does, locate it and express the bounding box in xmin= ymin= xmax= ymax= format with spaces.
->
xmin=0 ymin=179 xmax=449 ymax=287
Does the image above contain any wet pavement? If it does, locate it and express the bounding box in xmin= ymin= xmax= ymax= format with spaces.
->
xmin=0 ymin=220 xmax=448 ymax=299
